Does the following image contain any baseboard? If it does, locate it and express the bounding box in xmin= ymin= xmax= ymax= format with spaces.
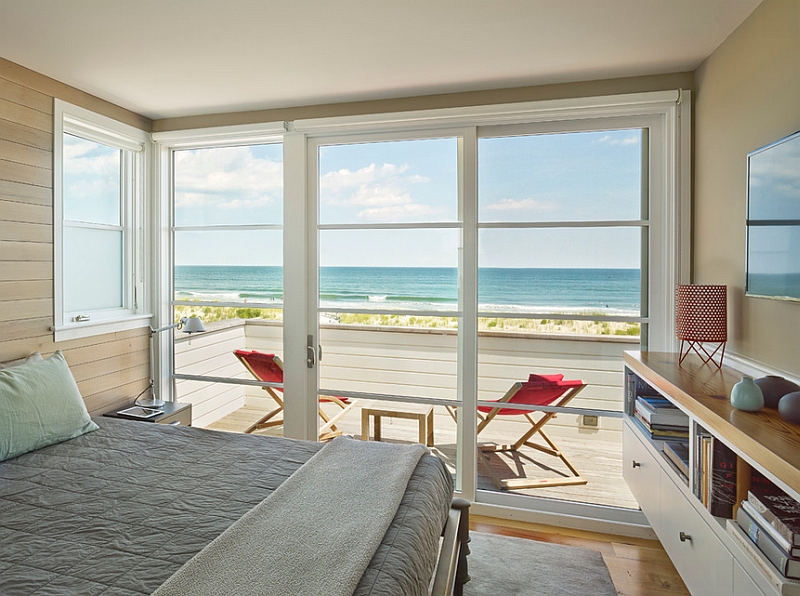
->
xmin=466 ymin=501 xmax=657 ymax=540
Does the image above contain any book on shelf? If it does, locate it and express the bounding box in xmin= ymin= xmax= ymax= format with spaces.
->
xmin=748 ymin=489 xmax=800 ymax=551
xmin=727 ymin=518 xmax=800 ymax=596
xmin=751 ymin=469 xmax=785 ymax=499
xmin=737 ymin=504 xmax=800 ymax=579
xmin=708 ymin=437 xmax=738 ymax=518
xmin=698 ymin=434 xmax=712 ymax=505
xmin=632 ymin=411 xmax=690 ymax=439
xmin=662 ymin=441 xmax=690 ymax=479
xmin=634 ymin=396 xmax=690 ymax=428
xmin=742 ymin=500 xmax=800 ymax=558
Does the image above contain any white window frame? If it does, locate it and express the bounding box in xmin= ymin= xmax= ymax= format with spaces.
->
xmin=53 ymin=100 xmax=152 ymax=342
xmin=150 ymin=122 xmax=286 ymax=403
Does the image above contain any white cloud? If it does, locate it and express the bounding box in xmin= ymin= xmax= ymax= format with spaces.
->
xmin=597 ymin=134 xmax=639 ymax=146
xmin=357 ymin=203 xmax=436 ymax=221
xmin=320 ymin=161 xmax=437 ymax=222
xmin=320 ymin=163 xmax=410 ymax=192
xmin=486 ymin=198 xmax=557 ymax=211
xmin=174 ymin=146 xmax=282 ymax=208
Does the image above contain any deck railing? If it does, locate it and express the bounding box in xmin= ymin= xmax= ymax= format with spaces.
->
xmin=175 ymin=319 xmax=637 ymax=436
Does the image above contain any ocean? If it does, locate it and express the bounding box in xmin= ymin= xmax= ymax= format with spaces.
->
xmin=174 ymin=266 xmax=641 ymax=316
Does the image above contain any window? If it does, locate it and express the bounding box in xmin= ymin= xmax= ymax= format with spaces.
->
xmin=150 ymin=122 xmax=286 ymax=430
xmin=153 ymin=91 xmax=689 ymax=529
xmin=53 ymin=101 xmax=150 ymax=341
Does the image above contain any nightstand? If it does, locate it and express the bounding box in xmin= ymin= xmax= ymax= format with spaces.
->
xmin=104 ymin=401 xmax=192 ymax=426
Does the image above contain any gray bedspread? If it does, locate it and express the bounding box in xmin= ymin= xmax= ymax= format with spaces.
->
xmin=0 ymin=417 xmax=453 ymax=596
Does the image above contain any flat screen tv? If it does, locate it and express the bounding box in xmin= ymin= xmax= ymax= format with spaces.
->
xmin=746 ymin=130 xmax=800 ymax=301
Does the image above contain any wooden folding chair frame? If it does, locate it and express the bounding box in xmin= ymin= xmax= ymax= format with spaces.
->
xmin=234 ymin=351 xmax=356 ymax=441
xmin=448 ymin=381 xmax=588 ymax=490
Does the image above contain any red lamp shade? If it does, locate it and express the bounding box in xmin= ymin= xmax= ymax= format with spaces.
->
xmin=676 ymin=284 xmax=727 ymax=367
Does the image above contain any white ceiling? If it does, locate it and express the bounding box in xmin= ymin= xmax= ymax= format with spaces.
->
xmin=0 ymin=0 xmax=763 ymax=120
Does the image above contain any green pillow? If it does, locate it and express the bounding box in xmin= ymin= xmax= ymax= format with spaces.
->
xmin=0 ymin=351 xmax=98 ymax=462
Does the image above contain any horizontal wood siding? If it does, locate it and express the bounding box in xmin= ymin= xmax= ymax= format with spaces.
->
xmin=0 ymin=56 xmax=151 ymax=415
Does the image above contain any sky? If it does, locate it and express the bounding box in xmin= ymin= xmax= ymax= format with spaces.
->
xmin=71 ymin=129 xmax=646 ymax=269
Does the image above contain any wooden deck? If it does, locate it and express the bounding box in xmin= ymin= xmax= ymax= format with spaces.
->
xmin=204 ymin=401 xmax=639 ymax=510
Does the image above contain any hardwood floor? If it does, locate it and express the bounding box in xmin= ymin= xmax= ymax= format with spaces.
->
xmin=472 ymin=514 xmax=690 ymax=595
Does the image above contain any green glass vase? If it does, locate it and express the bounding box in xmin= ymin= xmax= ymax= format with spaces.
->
xmin=730 ymin=376 xmax=764 ymax=412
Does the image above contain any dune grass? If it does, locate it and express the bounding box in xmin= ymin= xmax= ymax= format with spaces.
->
xmin=175 ymin=304 xmax=640 ymax=336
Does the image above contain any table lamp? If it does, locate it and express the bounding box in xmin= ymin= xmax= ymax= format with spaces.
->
xmin=676 ymin=284 xmax=727 ymax=368
xmin=137 ymin=316 xmax=206 ymax=407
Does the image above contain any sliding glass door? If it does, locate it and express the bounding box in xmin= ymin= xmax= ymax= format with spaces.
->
xmin=474 ymin=126 xmax=647 ymax=512
xmin=157 ymin=92 xmax=686 ymax=526
xmin=310 ymin=135 xmax=464 ymax=485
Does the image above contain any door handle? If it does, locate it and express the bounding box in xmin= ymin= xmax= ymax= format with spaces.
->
xmin=307 ymin=335 xmax=316 ymax=368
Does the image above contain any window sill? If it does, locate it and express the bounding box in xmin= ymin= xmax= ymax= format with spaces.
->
xmin=53 ymin=314 xmax=153 ymax=342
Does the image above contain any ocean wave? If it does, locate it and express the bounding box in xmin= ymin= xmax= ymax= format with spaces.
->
xmin=478 ymin=303 xmax=640 ymax=317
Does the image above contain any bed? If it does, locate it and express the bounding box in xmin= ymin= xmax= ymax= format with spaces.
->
xmin=0 ymin=352 xmax=470 ymax=596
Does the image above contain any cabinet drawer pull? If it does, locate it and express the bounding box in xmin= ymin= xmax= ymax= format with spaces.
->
xmin=168 ymin=421 xmax=181 ymax=426
xmin=679 ymin=531 xmax=692 ymax=543
xmin=631 ymin=460 xmax=641 ymax=468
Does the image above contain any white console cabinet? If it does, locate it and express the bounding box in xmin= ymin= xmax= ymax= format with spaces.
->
xmin=623 ymin=352 xmax=800 ymax=596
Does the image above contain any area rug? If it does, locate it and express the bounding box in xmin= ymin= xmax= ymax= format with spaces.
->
xmin=463 ymin=532 xmax=616 ymax=596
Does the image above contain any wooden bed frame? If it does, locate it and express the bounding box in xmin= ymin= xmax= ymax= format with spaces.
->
xmin=431 ymin=498 xmax=471 ymax=596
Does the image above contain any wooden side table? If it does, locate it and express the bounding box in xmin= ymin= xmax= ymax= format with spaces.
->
xmin=361 ymin=402 xmax=434 ymax=447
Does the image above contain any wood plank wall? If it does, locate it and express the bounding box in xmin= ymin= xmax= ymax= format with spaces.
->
xmin=0 ymin=56 xmax=153 ymax=415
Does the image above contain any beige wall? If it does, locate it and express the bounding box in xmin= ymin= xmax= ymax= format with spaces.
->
xmin=694 ymin=0 xmax=800 ymax=376
xmin=0 ymin=56 xmax=153 ymax=414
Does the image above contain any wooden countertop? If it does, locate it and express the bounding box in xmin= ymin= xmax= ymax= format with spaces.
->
xmin=624 ymin=351 xmax=800 ymax=499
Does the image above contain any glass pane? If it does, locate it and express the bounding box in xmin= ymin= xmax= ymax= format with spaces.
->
xmin=63 ymin=133 xmax=121 ymax=225
xmin=479 ymin=227 xmax=642 ymax=317
xmin=63 ymin=226 xmax=122 ymax=312
xmin=319 ymin=229 xmax=459 ymax=313
xmin=174 ymin=144 xmax=283 ymax=226
xmin=474 ymin=405 xmax=636 ymax=509
xmin=747 ymin=225 xmax=800 ymax=299
xmin=319 ymin=138 xmax=458 ymax=224
xmin=356 ymin=398 xmax=456 ymax=479
xmin=478 ymin=129 xmax=643 ymax=222
xmin=174 ymin=230 xmax=283 ymax=304
xmin=318 ymin=318 xmax=458 ymax=401
xmin=175 ymin=312 xmax=283 ymax=437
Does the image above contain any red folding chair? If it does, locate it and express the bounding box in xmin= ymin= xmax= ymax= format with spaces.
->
xmin=233 ymin=349 xmax=356 ymax=441
xmin=450 ymin=373 xmax=587 ymax=489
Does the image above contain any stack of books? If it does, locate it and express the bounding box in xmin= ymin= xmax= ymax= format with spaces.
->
xmin=735 ymin=489 xmax=800 ymax=580
xmin=633 ymin=395 xmax=689 ymax=440
xmin=662 ymin=440 xmax=690 ymax=484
